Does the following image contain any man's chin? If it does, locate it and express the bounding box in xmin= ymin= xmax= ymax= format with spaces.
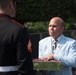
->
xmin=49 ymin=34 xmax=54 ymax=36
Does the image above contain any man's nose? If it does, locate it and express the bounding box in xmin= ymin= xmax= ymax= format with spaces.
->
xmin=50 ymin=26 xmax=53 ymax=29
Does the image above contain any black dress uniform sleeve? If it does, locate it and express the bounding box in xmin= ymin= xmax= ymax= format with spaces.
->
xmin=16 ymin=27 xmax=33 ymax=75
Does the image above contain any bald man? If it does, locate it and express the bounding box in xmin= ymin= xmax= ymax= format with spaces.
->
xmin=38 ymin=17 xmax=76 ymax=75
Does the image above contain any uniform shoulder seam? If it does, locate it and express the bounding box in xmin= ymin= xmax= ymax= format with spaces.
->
xmin=12 ymin=20 xmax=24 ymax=28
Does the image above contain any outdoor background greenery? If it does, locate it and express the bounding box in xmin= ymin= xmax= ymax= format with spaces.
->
xmin=15 ymin=0 xmax=76 ymax=33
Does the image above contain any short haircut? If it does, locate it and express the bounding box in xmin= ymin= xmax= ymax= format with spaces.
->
xmin=0 ymin=0 xmax=10 ymax=9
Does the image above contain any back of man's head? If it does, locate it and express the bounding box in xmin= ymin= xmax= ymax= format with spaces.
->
xmin=0 ymin=0 xmax=17 ymax=17
xmin=0 ymin=0 xmax=9 ymax=9
xmin=0 ymin=0 xmax=18 ymax=9
xmin=0 ymin=0 xmax=20 ymax=17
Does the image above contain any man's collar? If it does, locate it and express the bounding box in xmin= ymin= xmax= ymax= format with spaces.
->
xmin=51 ymin=34 xmax=64 ymax=42
xmin=57 ymin=34 xmax=64 ymax=42
xmin=0 ymin=13 xmax=11 ymax=19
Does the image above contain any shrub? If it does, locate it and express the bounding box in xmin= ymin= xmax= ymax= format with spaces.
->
xmin=24 ymin=20 xmax=74 ymax=33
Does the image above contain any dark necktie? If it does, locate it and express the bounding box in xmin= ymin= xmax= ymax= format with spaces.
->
xmin=52 ymin=40 xmax=57 ymax=53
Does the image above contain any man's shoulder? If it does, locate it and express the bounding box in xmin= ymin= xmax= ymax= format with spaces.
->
xmin=64 ymin=35 xmax=76 ymax=43
xmin=39 ymin=36 xmax=51 ymax=43
xmin=8 ymin=20 xmax=29 ymax=33
xmin=12 ymin=20 xmax=24 ymax=28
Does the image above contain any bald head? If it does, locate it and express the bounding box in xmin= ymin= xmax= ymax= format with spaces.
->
xmin=49 ymin=17 xmax=64 ymax=27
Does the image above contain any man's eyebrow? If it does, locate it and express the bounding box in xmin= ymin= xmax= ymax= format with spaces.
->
xmin=49 ymin=24 xmax=57 ymax=26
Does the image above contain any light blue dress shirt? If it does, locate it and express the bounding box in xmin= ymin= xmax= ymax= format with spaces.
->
xmin=38 ymin=34 xmax=76 ymax=75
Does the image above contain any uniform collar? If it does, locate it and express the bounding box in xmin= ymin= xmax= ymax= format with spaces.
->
xmin=0 ymin=14 xmax=12 ymax=19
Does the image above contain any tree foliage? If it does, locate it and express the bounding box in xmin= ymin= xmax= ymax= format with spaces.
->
xmin=14 ymin=0 xmax=76 ymax=33
xmin=15 ymin=0 xmax=76 ymax=22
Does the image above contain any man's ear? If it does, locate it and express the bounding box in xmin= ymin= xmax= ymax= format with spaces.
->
xmin=8 ymin=0 xmax=14 ymax=9
xmin=8 ymin=0 xmax=15 ymax=17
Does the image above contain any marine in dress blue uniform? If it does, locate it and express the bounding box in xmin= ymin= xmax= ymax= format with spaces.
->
xmin=0 ymin=0 xmax=33 ymax=75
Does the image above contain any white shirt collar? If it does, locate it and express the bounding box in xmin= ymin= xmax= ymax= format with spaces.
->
xmin=51 ymin=34 xmax=64 ymax=42
xmin=57 ymin=34 xmax=63 ymax=41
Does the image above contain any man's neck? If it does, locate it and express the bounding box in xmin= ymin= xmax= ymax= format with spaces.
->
xmin=0 ymin=10 xmax=4 ymax=13
xmin=0 ymin=10 xmax=10 ymax=17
